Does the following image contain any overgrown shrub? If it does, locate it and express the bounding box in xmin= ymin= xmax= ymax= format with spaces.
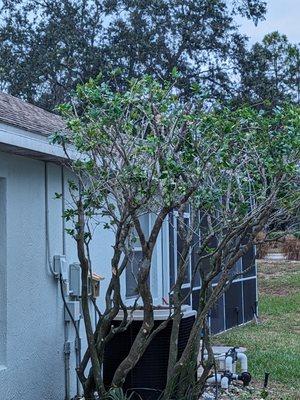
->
xmin=256 ymin=231 xmax=284 ymax=259
xmin=282 ymin=234 xmax=300 ymax=260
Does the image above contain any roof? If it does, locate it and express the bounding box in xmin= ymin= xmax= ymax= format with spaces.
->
xmin=0 ymin=92 xmax=65 ymax=136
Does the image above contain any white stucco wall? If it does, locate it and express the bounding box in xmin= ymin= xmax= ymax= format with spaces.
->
xmin=0 ymin=150 xmax=115 ymax=400
xmin=0 ymin=130 xmax=257 ymax=399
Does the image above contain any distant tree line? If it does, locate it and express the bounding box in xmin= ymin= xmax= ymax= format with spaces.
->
xmin=0 ymin=0 xmax=298 ymax=111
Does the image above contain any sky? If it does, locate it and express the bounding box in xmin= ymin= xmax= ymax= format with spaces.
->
xmin=239 ymin=0 xmax=300 ymax=44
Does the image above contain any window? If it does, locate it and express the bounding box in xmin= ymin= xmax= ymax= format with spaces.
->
xmin=169 ymin=208 xmax=201 ymax=296
xmin=168 ymin=208 xmax=202 ymax=308
xmin=126 ymin=251 xmax=143 ymax=298
xmin=0 ymin=178 xmax=7 ymax=367
xmin=176 ymin=216 xmax=192 ymax=286
xmin=125 ymin=214 xmax=150 ymax=299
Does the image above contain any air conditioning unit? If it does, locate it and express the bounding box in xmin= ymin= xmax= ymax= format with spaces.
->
xmin=103 ymin=305 xmax=196 ymax=400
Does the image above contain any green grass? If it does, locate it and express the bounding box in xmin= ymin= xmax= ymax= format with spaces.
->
xmin=212 ymin=261 xmax=300 ymax=399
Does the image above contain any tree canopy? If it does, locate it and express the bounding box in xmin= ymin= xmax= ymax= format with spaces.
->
xmin=0 ymin=0 xmax=267 ymax=110
xmin=237 ymin=31 xmax=300 ymax=107
xmin=52 ymin=75 xmax=300 ymax=398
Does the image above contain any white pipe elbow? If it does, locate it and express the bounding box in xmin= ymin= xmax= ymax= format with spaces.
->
xmin=221 ymin=376 xmax=229 ymax=389
xmin=237 ymin=352 xmax=248 ymax=372
xmin=206 ymin=374 xmax=222 ymax=384
xmin=225 ymin=355 xmax=233 ymax=372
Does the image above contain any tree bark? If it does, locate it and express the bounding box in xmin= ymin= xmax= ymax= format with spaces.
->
xmin=111 ymin=256 xmax=154 ymax=386
xmin=76 ymin=200 xmax=104 ymax=398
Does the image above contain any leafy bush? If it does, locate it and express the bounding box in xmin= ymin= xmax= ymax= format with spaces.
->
xmin=282 ymin=235 xmax=300 ymax=260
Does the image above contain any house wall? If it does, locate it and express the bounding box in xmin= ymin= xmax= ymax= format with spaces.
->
xmin=0 ymin=150 xmax=115 ymax=400
xmin=0 ymin=143 xmax=258 ymax=399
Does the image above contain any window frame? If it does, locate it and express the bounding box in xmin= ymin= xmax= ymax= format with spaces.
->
xmin=124 ymin=213 xmax=164 ymax=306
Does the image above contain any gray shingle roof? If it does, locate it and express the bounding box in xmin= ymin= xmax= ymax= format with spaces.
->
xmin=0 ymin=92 xmax=65 ymax=136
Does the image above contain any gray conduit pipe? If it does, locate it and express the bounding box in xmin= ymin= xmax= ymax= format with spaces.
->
xmin=61 ymin=166 xmax=66 ymax=255
xmin=45 ymin=162 xmax=71 ymax=400
xmin=61 ymin=166 xmax=82 ymax=398
xmin=64 ymin=321 xmax=71 ymax=400
xmin=59 ymin=276 xmax=72 ymax=400
xmin=60 ymin=166 xmax=71 ymax=400
xmin=45 ymin=162 xmax=57 ymax=277
xmin=76 ymin=320 xmax=82 ymax=397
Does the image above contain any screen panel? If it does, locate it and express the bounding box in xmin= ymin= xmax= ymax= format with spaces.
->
xmin=177 ymin=217 xmax=191 ymax=285
xmin=225 ymin=281 xmax=243 ymax=329
xmin=243 ymin=278 xmax=257 ymax=322
xmin=169 ymin=213 xmax=175 ymax=288
xmin=181 ymin=287 xmax=191 ymax=305
xmin=210 ymin=294 xmax=225 ymax=334
xmin=242 ymin=245 xmax=256 ymax=278
xmin=126 ymin=251 xmax=143 ymax=298
xmin=192 ymin=288 xmax=200 ymax=311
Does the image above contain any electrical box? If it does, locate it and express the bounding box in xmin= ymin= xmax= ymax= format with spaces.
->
xmin=89 ymin=272 xmax=104 ymax=298
xmin=53 ymin=255 xmax=68 ymax=281
xmin=69 ymin=262 xmax=81 ymax=297
xmin=64 ymin=301 xmax=81 ymax=322
xmin=69 ymin=263 xmax=104 ymax=298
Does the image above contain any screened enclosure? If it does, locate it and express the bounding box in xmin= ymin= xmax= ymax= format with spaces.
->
xmin=168 ymin=211 xmax=258 ymax=334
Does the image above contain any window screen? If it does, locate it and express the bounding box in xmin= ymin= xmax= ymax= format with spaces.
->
xmin=176 ymin=217 xmax=191 ymax=285
xmin=126 ymin=251 xmax=143 ymax=298
xmin=126 ymin=214 xmax=150 ymax=298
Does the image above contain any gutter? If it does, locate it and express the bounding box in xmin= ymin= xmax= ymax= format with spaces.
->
xmin=0 ymin=122 xmax=76 ymax=161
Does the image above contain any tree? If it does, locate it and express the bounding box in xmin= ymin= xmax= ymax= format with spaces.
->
xmin=52 ymin=75 xmax=300 ymax=399
xmin=102 ymin=0 xmax=266 ymax=99
xmin=0 ymin=0 xmax=267 ymax=110
xmin=53 ymin=74 xmax=217 ymax=397
xmin=237 ymin=31 xmax=300 ymax=107
xmin=0 ymin=0 xmax=106 ymax=109
xmin=163 ymin=104 xmax=300 ymax=398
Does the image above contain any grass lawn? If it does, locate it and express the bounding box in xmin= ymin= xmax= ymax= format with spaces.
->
xmin=212 ymin=260 xmax=300 ymax=400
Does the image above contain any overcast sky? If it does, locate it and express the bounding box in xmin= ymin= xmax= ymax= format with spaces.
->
xmin=239 ymin=0 xmax=300 ymax=44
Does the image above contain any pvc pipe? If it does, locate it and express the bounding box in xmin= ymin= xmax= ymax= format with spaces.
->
xmin=237 ymin=352 xmax=248 ymax=372
xmin=206 ymin=374 xmax=229 ymax=389
xmin=207 ymin=374 xmax=222 ymax=384
xmin=221 ymin=376 xmax=229 ymax=389
xmin=225 ymin=356 xmax=233 ymax=372
xmin=207 ymin=373 xmax=240 ymax=389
